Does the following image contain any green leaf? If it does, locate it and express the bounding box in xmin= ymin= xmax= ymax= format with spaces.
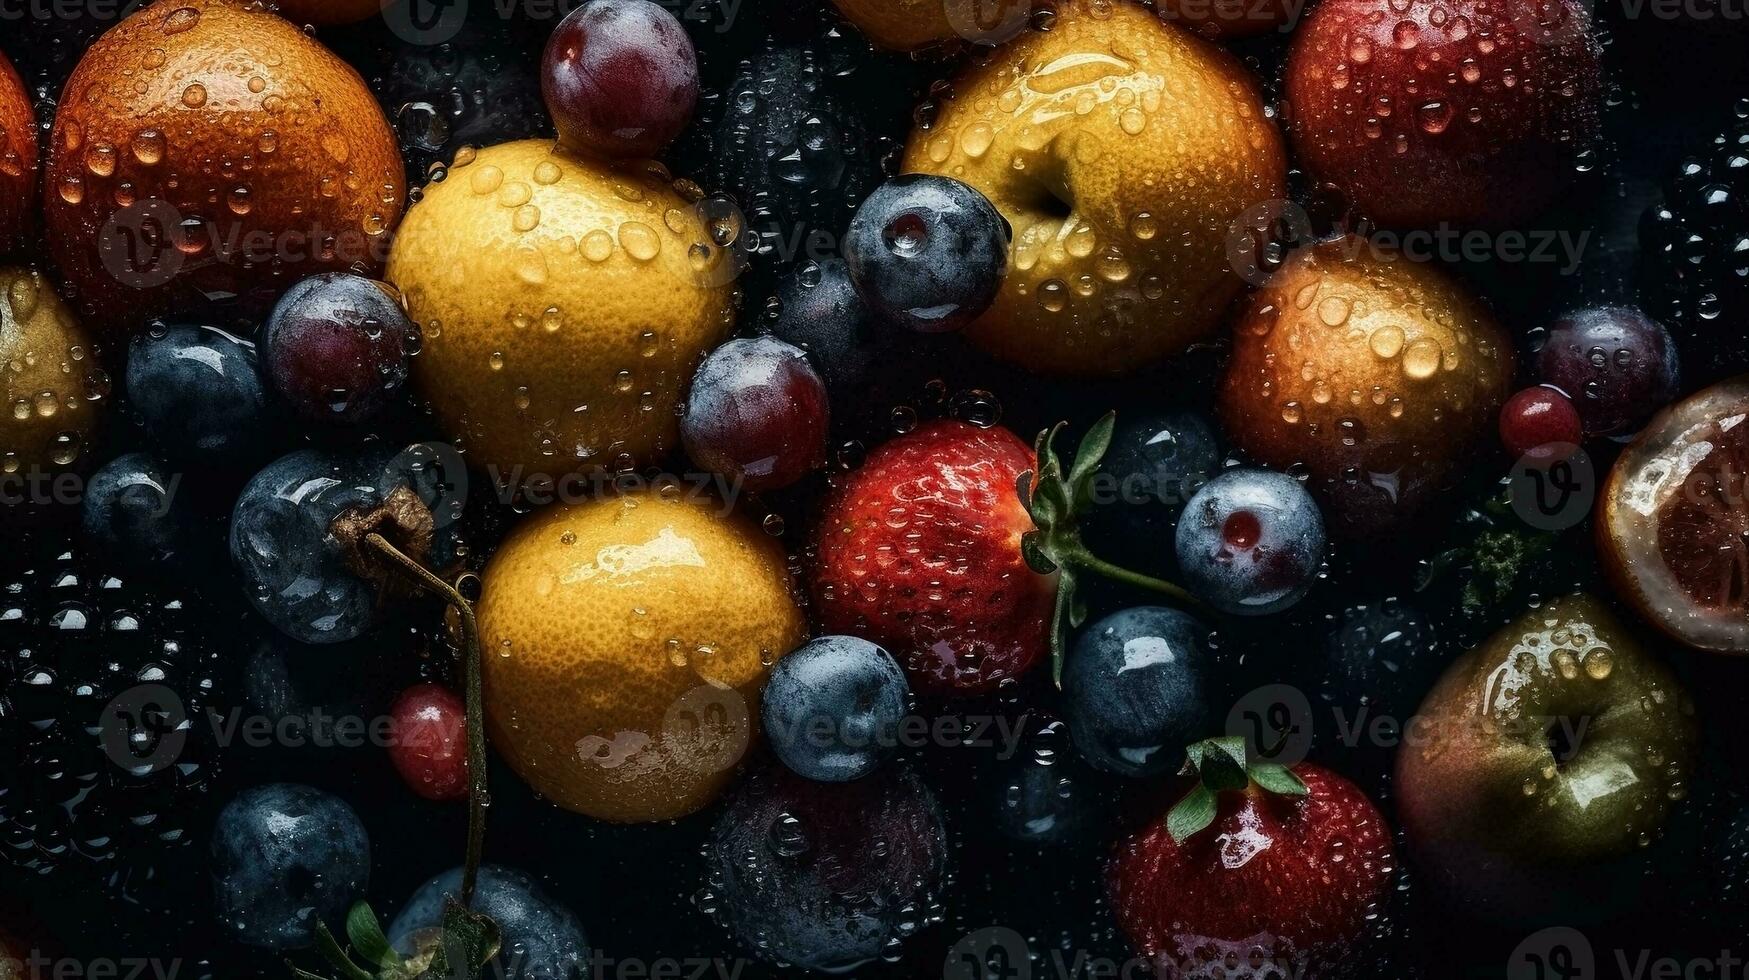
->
xmin=436 ymin=897 xmax=503 ymax=980
xmin=287 ymin=963 xmax=333 ymax=980
xmin=346 ymin=903 xmax=401 ymax=970
xmin=1050 ymin=569 xmax=1078 ymax=689
xmin=1249 ymin=764 xmax=1310 ymax=797
xmin=1167 ymin=784 xmax=1218 ymax=844
xmin=1067 ymin=412 xmax=1116 ymax=491
xmin=1191 ymin=736 xmax=1250 ymax=793
xmin=1020 ymin=532 xmax=1058 ymax=575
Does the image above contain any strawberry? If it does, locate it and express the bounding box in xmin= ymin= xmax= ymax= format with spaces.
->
xmin=810 ymin=417 xmax=1199 ymax=695
xmin=1108 ymin=738 xmax=1395 ymax=979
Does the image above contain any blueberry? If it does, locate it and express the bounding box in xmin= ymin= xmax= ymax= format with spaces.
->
xmin=1175 ymin=469 xmax=1325 ymax=616
xmin=230 ymin=442 xmax=467 ymax=644
xmin=209 ymin=783 xmax=369 ymax=950
xmin=262 ymin=274 xmax=416 ymax=426
xmin=1062 ymin=607 xmax=1214 ymax=777
xmin=708 ymin=764 xmax=946 ymax=971
xmin=1085 ymin=412 xmax=1221 ymax=574
xmin=388 ymin=865 xmax=588 ymax=980
xmin=1322 ymin=599 xmax=1438 ymax=721
xmin=992 ymin=717 xmax=1104 ymax=846
xmin=80 ymin=452 xmax=192 ymax=566
xmin=762 ymin=635 xmax=909 ymax=782
xmin=126 ymin=324 xmax=270 ymax=465
xmin=769 ymin=258 xmax=882 ymax=396
xmin=843 ymin=175 xmax=1009 ymax=334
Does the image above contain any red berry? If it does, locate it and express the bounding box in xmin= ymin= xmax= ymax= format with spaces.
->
xmin=1499 ymin=385 xmax=1583 ymax=461
xmin=262 ymin=273 xmax=415 ymax=425
xmin=1109 ymin=764 xmax=1395 ymax=975
xmin=810 ymin=420 xmax=1056 ymax=695
xmin=541 ymin=0 xmax=700 ymax=159
xmin=388 ymin=683 xmax=468 ymax=802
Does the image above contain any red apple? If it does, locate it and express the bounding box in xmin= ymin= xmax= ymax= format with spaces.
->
xmin=1286 ymin=0 xmax=1603 ymax=228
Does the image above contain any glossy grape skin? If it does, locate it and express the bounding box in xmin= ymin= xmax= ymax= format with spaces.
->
xmin=229 ymin=443 xmax=466 ymax=645
xmin=681 ymin=336 xmax=830 ymax=492
xmin=1175 ymin=469 xmax=1326 ymax=617
xmin=389 ymin=865 xmax=589 ymax=980
xmin=1536 ymin=306 xmax=1681 ymax=439
xmin=126 ymin=324 xmax=270 ymax=465
xmin=209 ymin=783 xmax=370 ymax=950
xmin=387 ymin=683 xmax=468 ymax=802
xmin=541 ymin=0 xmax=699 ymax=159
xmin=80 ymin=452 xmax=193 ymax=566
xmin=1499 ymin=385 xmax=1584 ymax=460
xmin=762 ymin=635 xmax=910 ymax=783
xmin=770 ymin=258 xmax=882 ymax=397
xmin=1062 ymin=606 xmax=1214 ymax=777
xmin=262 ymin=274 xmax=415 ymax=425
xmin=843 ymin=175 xmax=1010 ymax=334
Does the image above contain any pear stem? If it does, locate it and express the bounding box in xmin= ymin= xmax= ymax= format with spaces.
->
xmin=363 ymin=532 xmax=489 ymax=906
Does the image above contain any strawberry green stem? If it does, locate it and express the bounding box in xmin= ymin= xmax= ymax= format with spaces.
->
xmin=1061 ymin=549 xmax=1204 ymax=609
xmin=363 ymin=532 xmax=489 ymax=906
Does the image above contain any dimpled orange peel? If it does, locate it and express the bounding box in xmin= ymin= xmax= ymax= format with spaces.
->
xmin=42 ymin=0 xmax=405 ymax=333
xmin=387 ymin=139 xmax=740 ymax=484
xmin=902 ymin=0 xmax=1287 ymax=376
xmin=1219 ymin=238 xmax=1514 ymax=539
xmin=478 ymin=487 xmax=807 ymax=823
xmin=0 ymin=268 xmax=106 ymax=481
xmin=0 ymin=51 xmax=35 ymax=255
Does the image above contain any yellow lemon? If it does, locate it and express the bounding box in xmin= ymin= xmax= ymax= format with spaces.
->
xmin=0 ymin=268 xmax=104 ymax=479
xmin=387 ymin=140 xmax=739 ymax=485
xmin=479 ymin=487 xmax=805 ymax=823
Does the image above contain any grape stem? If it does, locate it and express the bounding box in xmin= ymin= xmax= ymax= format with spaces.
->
xmin=362 ymin=532 xmax=488 ymax=907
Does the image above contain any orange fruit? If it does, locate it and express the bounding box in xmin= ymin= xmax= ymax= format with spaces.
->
xmin=0 ymin=51 xmax=36 ymax=255
xmin=386 ymin=140 xmax=739 ymax=484
xmin=43 ymin=0 xmax=404 ymax=332
xmin=479 ymin=488 xmax=806 ymax=822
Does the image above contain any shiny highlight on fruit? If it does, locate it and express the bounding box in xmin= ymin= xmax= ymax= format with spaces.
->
xmin=1286 ymin=0 xmax=1603 ymax=228
xmin=1219 ymin=238 xmax=1513 ymax=538
xmin=386 ymin=140 xmax=740 ymax=481
xmin=903 ymin=0 xmax=1287 ymax=375
xmin=0 ymin=51 xmax=35 ymax=254
xmin=479 ymin=489 xmax=806 ymax=823
xmin=43 ymin=0 xmax=406 ymax=331
xmin=0 ymin=268 xmax=105 ymax=480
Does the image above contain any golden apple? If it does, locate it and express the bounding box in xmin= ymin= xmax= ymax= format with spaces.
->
xmin=902 ymin=0 xmax=1286 ymax=375
xmin=0 ymin=268 xmax=106 ymax=480
xmin=387 ymin=140 xmax=740 ymax=486
xmin=43 ymin=0 xmax=405 ymax=332
xmin=1219 ymin=237 xmax=1513 ymax=537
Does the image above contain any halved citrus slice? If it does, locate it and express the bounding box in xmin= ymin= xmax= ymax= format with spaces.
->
xmin=1599 ymin=376 xmax=1749 ymax=652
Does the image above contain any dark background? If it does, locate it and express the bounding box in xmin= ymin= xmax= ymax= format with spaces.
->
xmin=4 ymin=1 xmax=1749 ymax=978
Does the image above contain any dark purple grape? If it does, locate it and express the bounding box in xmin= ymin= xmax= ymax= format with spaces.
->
xmin=261 ymin=274 xmax=416 ymax=426
xmin=1175 ymin=469 xmax=1325 ymax=617
xmin=681 ymin=336 xmax=829 ymax=492
xmin=542 ymin=0 xmax=699 ymax=159
xmin=81 ymin=452 xmax=193 ymax=566
xmin=843 ymin=175 xmax=1010 ymax=334
xmin=1535 ymin=305 xmax=1681 ymax=438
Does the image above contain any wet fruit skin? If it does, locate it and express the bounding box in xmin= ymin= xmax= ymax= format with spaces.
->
xmin=1062 ymin=606 xmax=1213 ymax=778
xmin=843 ymin=174 xmax=1010 ymax=334
xmin=762 ymin=635 xmax=910 ymax=783
xmin=810 ymin=420 xmax=1057 ymax=696
xmin=1219 ymin=238 xmax=1515 ymax=539
xmin=387 ymin=139 xmax=738 ymax=482
xmin=681 ymin=336 xmax=830 ymax=493
xmin=1536 ymin=305 xmax=1681 ymax=439
xmin=478 ymin=489 xmax=807 ymax=823
xmin=209 ymin=783 xmax=371 ymax=950
xmin=127 ymin=323 xmax=270 ymax=465
xmin=708 ymin=763 xmax=947 ymax=971
xmin=388 ymin=865 xmax=589 ymax=980
xmin=1109 ymin=764 xmax=1395 ymax=975
xmin=903 ymin=0 xmax=1287 ymax=376
xmin=1499 ymin=385 xmax=1583 ymax=460
xmin=43 ymin=0 xmax=406 ymax=332
xmin=0 ymin=51 xmax=36 ymax=254
xmin=1175 ymin=468 xmax=1326 ymax=616
xmin=1286 ymin=0 xmax=1603 ymax=228
xmin=542 ymin=0 xmax=700 ymax=160
xmin=1396 ymin=595 xmax=1699 ymax=922
xmin=1598 ymin=376 xmax=1749 ymax=653
xmin=387 ymin=683 xmax=469 ymax=802
xmin=262 ymin=274 xmax=414 ymax=426
xmin=0 ymin=268 xmax=104 ymax=481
